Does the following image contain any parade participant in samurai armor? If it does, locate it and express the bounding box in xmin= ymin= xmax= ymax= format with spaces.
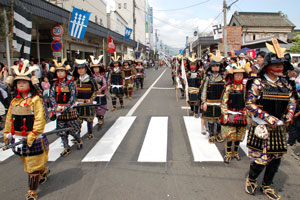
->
xmin=49 ymin=59 xmax=82 ymax=157
xmin=4 ymin=60 xmax=49 ymax=200
xmin=90 ymin=55 xmax=108 ymax=129
xmin=186 ymin=54 xmax=202 ymax=118
xmin=73 ymin=59 xmax=98 ymax=139
xmin=122 ymin=54 xmax=136 ymax=100
xmin=108 ymin=52 xmax=125 ymax=111
xmin=201 ymin=51 xmax=225 ymax=143
xmin=220 ymin=62 xmax=248 ymax=163
xmin=135 ymin=55 xmax=145 ymax=89
xmin=171 ymin=56 xmax=180 ymax=85
xmin=245 ymin=39 xmax=296 ymax=200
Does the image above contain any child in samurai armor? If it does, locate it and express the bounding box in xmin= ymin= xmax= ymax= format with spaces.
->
xmin=201 ymin=52 xmax=225 ymax=143
xmin=135 ymin=56 xmax=145 ymax=89
xmin=90 ymin=55 xmax=108 ymax=129
xmin=245 ymin=39 xmax=295 ymax=200
xmin=220 ymin=63 xmax=248 ymax=163
xmin=122 ymin=55 xmax=136 ymax=100
xmin=108 ymin=53 xmax=125 ymax=111
xmin=4 ymin=60 xmax=49 ymax=200
xmin=186 ymin=55 xmax=202 ymax=118
xmin=49 ymin=59 xmax=82 ymax=157
xmin=73 ymin=59 xmax=98 ymax=139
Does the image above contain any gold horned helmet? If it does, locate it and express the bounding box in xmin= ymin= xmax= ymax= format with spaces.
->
xmin=188 ymin=53 xmax=198 ymax=63
xmin=90 ymin=55 xmax=104 ymax=67
xmin=228 ymin=58 xmax=251 ymax=74
xmin=50 ymin=58 xmax=71 ymax=72
xmin=209 ymin=50 xmax=223 ymax=63
xmin=265 ymin=38 xmax=286 ymax=58
xmin=111 ymin=52 xmax=121 ymax=63
xmin=6 ymin=60 xmax=40 ymax=86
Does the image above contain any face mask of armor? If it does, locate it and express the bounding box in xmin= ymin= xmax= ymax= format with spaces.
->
xmin=234 ymin=79 xmax=243 ymax=84
xmin=267 ymin=67 xmax=283 ymax=76
xmin=190 ymin=65 xmax=197 ymax=71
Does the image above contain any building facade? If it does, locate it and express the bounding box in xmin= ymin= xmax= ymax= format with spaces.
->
xmin=48 ymin=0 xmax=107 ymax=27
xmin=228 ymin=11 xmax=295 ymax=45
xmin=115 ymin=0 xmax=146 ymax=45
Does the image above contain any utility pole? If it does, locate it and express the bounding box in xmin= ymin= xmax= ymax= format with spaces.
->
xmin=133 ymin=0 xmax=136 ymax=41
xmin=223 ymin=0 xmax=227 ymax=57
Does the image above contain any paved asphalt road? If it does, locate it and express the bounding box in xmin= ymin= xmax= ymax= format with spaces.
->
xmin=0 ymin=66 xmax=300 ymax=200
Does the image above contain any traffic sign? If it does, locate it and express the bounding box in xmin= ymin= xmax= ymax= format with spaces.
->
xmin=51 ymin=25 xmax=63 ymax=37
xmin=52 ymin=52 xmax=61 ymax=57
xmin=52 ymin=37 xmax=62 ymax=41
xmin=51 ymin=40 xmax=63 ymax=52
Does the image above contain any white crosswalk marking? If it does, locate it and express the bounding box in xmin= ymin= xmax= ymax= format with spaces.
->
xmin=240 ymin=131 xmax=249 ymax=156
xmin=184 ymin=116 xmax=224 ymax=162
xmin=48 ymin=119 xmax=98 ymax=161
xmin=0 ymin=116 xmax=248 ymax=163
xmin=138 ymin=117 xmax=168 ymax=162
xmin=0 ymin=121 xmax=57 ymax=162
xmin=82 ymin=116 xmax=136 ymax=162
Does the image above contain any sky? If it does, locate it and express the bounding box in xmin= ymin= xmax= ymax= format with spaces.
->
xmin=104 ymin=0 xmax=300 ymax=49
xmin=148 ymin=0 xmax=300 ymax=49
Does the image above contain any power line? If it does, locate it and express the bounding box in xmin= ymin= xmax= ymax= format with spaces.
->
xmin=154 ymin=0 xmax=211 ymax=12
xmin=197 ymin=10 xmax=223 ymax=35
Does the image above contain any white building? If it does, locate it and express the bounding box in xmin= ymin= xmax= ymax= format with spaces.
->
xmin=48 ymin=0 xmax=107 ymax=27
xmin=107 ymin=10 xmax=128 ymax=35
xmin=115 ymin=0 xmax=146 ymax=45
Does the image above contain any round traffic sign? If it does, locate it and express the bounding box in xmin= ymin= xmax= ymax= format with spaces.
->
xmin=51 ymin=25 xmax=63 ymax=37
xmin=51 ymin=40 xmax=63 ymax=52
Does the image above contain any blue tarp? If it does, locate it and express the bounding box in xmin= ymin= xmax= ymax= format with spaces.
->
xmin=235 ymin=48 xmax=251 ymax=55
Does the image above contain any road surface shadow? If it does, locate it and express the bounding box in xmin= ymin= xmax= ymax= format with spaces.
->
xmin=38 ymin=167 xmax=83 ymax=198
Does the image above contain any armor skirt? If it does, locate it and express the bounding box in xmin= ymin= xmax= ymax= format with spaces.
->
xmin=203 ymin=105 xmax=221 ymax=119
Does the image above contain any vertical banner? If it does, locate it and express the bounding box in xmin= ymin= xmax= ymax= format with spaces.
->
xmin=13 ymin=2 xmax=32 ymax=59
xmin=150 ymin=7 xmax=153 ymax=33
xmin=181 ymin=58 xmax=189 ymax=102
xmin=125 ymin=27 xmax=133 ymax=39
xmin=247 ymin=50 xmax=256 ymax=59
xmin=185 ymin=36 xmax=189 ymax=47
xmin=212 ymin=23 xmax=223 ymax=40
xmin=107 ymin=36 xmax=116 ymax=53
xmin=68 ymin=7 xmax=90 ymax=40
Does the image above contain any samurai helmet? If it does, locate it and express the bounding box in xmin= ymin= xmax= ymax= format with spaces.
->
xmin=188 ymin=53 xmax=198 ymax=64
xmin=209 ymin=50 xmax=223 ymax=66
xmin=228 ymin=58 xmax=248 ymax=74
xmin=90 ymin=55 xmax=104 ymax=67
xmin=50 ymin=58 xmax=71 ymax=72
xmin=6 ymin=59 xmax=39 ymax=86
xmin=135 ymin=53 xmax=144 ymax=63
xmin=258 ymin=38 xmax=286 ymax=75
xmin=123 ymin=53 xmax=134 ymax=64
xmin=111 ymin=52 xmax=121 ymax=63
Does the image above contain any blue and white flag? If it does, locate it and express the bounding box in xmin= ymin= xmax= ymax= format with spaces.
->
xmin=124 ymin=27 xmax=132 ymax=39
xmin=68 ymin=8 xmax=90 ymax=40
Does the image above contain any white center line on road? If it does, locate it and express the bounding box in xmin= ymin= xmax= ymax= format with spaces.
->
xmin=240 ymin=131 xmax=249 ymax=157
xmin=126 ymin=69 xmax=167 ymax=116
xmin=184 ymin=116 xmax=223 ymax=162
xmin=181 ymin=106 xmax=191 ymax=110
xmin=82 ymin=116 xmax=136 ymax=162
xmin=152 ymin=87 xmax=174 ymax=90
xmin=138 ymin=116 xmax=168 ymax=162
